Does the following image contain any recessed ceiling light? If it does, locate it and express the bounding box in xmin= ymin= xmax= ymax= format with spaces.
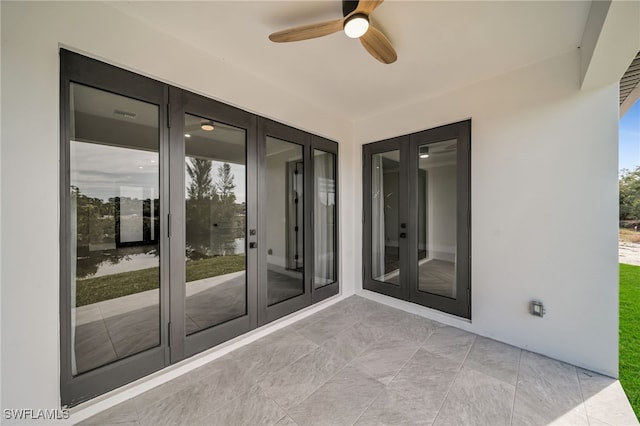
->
xmin=184 ymin=133 xmax=191 ymax=138
xmin=419 ymin=146 xmax=429 ymax=158
xmin=114 ymin=109 xmax=136 ymax=119
xmin=201 ymin=121 xmax=215 ymax=131
xmin=138 ymin=166 xmax=144 ymax=169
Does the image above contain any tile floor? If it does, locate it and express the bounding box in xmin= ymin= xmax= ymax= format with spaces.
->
xmin=78 ymin=296 xmax=638 ymax=426
xmin=73 ymin=269 xmax=302 ymax=373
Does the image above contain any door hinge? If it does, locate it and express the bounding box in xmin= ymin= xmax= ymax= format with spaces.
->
xmin=167 ymin=322 xmax=172 ymax=346
xmin=167 ymin=103 xmax=171 ymax=128
xmin=467 ymin=210 xmax=471 ymax=229
xmin=168 ymin=213 xmax=171 ymax=238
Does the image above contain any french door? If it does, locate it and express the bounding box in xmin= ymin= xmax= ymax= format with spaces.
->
xmin=60 ymin=50 xmax=338 ymax=406
xmin=363 ymin=120 xmax=471 ymax=318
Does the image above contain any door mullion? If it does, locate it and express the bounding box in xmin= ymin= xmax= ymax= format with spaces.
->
xmin=246 ymin=115 xmax=259 ymax=329
xmin=405 ymin=136 xmax=419 ymax=302
xmin=304 ymin=136 xmax=314 ymax=306
xmin=168 ymin=87 xmax=186 ymax=363
xmin=256 ymin=118 xmax=268 ymax=325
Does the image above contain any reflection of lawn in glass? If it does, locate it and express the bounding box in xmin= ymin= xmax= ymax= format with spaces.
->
xmin=75 ymin=254 xmax=245 ymax=307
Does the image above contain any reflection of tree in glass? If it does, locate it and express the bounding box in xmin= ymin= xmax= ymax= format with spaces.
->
xmin=73 ymin=185 xmax=115 ymax=249
xmin=215 ymin=163 xmax=244 ymax=254
xmin=186 ymin=159 xmax=244 ymax=261
xmin=72 ymin=186 xmax=159 ymax=279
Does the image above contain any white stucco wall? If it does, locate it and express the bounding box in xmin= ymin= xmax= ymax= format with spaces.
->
xmin=0 ymin=1 xmax=355 ymax=416
xmin=0 ymin=0 xmax=621 ymax=419
xmin=354 ymin=50 xmax=619 ymax=378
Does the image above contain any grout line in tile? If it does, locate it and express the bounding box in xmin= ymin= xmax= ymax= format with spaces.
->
xmin=457 ymin=333 xmax=476 ymax=367
xmin=266 ymin=320 xmax=370 ymax=419
xmin=574 ymin=365 xmax=593 ymax=426
xmin=430 ymin=333 xmax=476 ymax=426
xmin=350 ymin=339 xmax=425 ymax=425
xmin=350 ymin=382 xmax=386 ymax=426
xmin=97 ymin=312 xmax=120 ymax=360
xmin=256 ymin=382 xmax=292 ymax=426
xmin=385 ymin=343 xmax=422 ymax=385
xmin=280 ymin=355 xmax=352 ymax=421
xmin=186 ymin=313 xmax=200 ymax=329
xmin=509 ymin=348 xmax=523 ymax=425
xmin=430 ymin=369 xmax=460 ymax=426
xmin=255 ymin=348 xmax=315 ymax=386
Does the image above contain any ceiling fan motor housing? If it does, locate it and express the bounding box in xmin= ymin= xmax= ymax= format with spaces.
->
xmin=343 ymin=0 xmax=359 ymax=17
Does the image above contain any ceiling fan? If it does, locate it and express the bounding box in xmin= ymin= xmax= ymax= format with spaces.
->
xmin=268 ymin=0 xmax=397 ymax=64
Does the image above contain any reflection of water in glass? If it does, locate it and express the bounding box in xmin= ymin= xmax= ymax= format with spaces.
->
xmin=85 ymin=238 xmax=244 ymax=278
xmin=91 ymin=253 xmax=159 ymax=277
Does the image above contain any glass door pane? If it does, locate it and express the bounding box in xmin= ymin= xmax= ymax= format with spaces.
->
xmin=69 ymin=83 xmax=160 ymax=375
xmin=266 ymin=136 xmax=305 ymax=306
xmin=313 ymin=149 xmax=337 ymax=289
xmin=184 ymin=113 xmax=247 ymax=334
xmin=417 ymin=140 xmax=458 ymax=298
xmin=371 ymin=150 xmax=401 ymax=284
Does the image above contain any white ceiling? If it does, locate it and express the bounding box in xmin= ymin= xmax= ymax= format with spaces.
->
xmin=107 ymin=0 xmax=591 ymax=121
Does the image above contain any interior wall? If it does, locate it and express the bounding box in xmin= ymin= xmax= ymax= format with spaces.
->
xmin=265 ymin=149 xmax=298 ymax=269
xmin=427 ymin=165 xmax=457 ymax=262
xmin=0 ymin=1 xmax=354 ymax=415
xmin=355 ymin=49 xmax=619 ymax=377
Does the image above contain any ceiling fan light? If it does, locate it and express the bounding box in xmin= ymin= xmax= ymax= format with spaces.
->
xmin=344 ymin=14 xmax=369 ymax=38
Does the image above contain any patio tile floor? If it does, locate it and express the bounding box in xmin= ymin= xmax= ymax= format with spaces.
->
xmin=77 ymin=296 xmax=638 ymax=426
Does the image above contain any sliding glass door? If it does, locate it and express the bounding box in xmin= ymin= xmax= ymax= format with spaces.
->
xmin=60 ymin=50 xmax=339 ymax=406
xmin=168 ymin=88 xmax=258 ymax=360
xmin=363 ymin=121 xmax=471 ymax=318
xmin=60 ymin=50 xmax=169 ymax=405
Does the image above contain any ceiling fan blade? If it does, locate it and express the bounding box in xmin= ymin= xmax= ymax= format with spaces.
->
xmin=360 ymin=26 xmax=397 ymax=64
xmin=355 ymin=0 xmax=384 ymax=15
xmin=269 ymin=18 xmax=344 ymax=43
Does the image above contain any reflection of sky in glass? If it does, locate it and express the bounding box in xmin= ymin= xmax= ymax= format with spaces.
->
xmin=184 ymin=158 xmax=246 ymax=204
xmin=70 ymin=140 xmax=159 ymax=201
